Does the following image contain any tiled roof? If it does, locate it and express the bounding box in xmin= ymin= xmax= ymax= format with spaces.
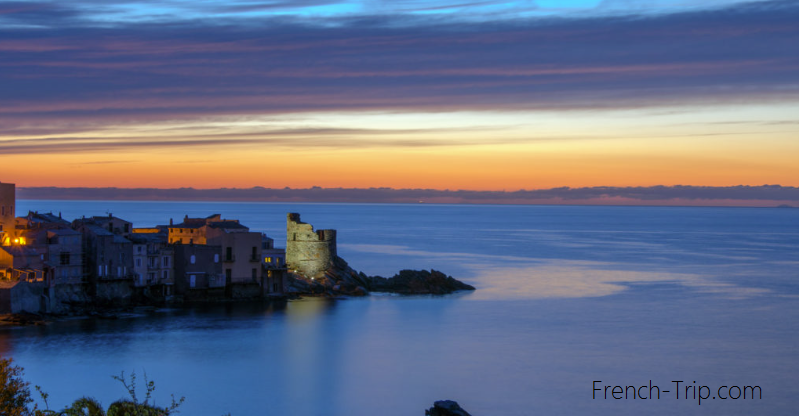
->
xmin=83 ymin=224 xmax=114 ymax=236
xmin=208 ymin=222 xmax=248 ymax=230
xmin=48 ymin=228 xmax=80 ymax=236
xmin=112 ymin=235 xmax=132 ymax=244
xmin=0 ymin=245 xmax=40 ymax=257
xmin=128 ymin=233 xmax=168 ymax=244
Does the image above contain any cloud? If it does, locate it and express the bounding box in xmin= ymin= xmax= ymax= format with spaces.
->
xmin=0 ymin=0 xmax=797 ymax=135
xmin=0 ymin=124 xmax=573 ymax=154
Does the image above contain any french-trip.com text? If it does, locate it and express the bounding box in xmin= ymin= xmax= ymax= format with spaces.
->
xmin=593 ymin=380 xmax=762 ymax=405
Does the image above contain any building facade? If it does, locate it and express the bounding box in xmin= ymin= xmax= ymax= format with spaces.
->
xmin=173 ymin=244 xmax=224 ymax=295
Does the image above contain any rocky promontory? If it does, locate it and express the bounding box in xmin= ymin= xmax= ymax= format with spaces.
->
xmin=425 ymin=400 xmax=473 ymax=416
xmin=287 ymin=255 xmax=475 ymax=297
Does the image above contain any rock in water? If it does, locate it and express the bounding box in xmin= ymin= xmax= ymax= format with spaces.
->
xmin=425 ymin=400 xmax=473 ymax=416
xmin=369 ymin=269 xmax=476 ymax=295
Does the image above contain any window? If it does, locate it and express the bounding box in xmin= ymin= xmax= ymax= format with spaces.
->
xmin=117 ymin=266 xmax=122 ymax=277
xmin=136 ymin=258 xmax=142 ymax=267
xmin=252 ymin=268 xmax=257 ymax=279
xmin=1 ymin=206 xmax=4 ymax=215
xmin=265 ymin=257 xmax=272 ymax=263
xmin=60 ymin=252 xmax=70 ymax=265
xmin=163 ymin=257 xmax=170 ymax=267
xmin=214 ymin=254 xmax=219 ymax=263
xmin=190 ymin=255 xmax=196 ymax=264
xmin=226 ymin=247 xmax=233 ymax=261
xmin=225 ymin=269 xmax=232 ymax=281
xmin=163 ymin=270 xmax=169 ymax=280
xmin=137 ymin=246 xmax=143 ymax=253
xmin=98 ymin=265 xmax=104 ymax=276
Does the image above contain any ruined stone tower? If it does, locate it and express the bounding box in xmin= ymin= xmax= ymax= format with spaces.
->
xmin=0 ymin=182 xmax=15 ymax=243
xmin=285 ymin=213 xmax=337 ymax=278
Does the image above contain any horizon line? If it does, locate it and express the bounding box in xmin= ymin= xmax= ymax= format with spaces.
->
xmin=13 ymin=184 xmax=799 ymax=208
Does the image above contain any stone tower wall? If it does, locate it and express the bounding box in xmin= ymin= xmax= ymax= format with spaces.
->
xmin=0 ymin=182 xmax=15 ymax=240
xmin=285 ymin=213 xmax=337 ymax=278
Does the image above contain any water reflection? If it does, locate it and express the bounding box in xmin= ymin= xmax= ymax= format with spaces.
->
xmin=468 ymin=262 xmax=773 ymax=300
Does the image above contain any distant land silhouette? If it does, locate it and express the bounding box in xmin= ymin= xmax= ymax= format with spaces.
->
xmin=15 ymin=185 xmax=799 ymax=207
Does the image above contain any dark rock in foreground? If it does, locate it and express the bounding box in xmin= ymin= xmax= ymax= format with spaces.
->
xmin=370 ymin=269 xmax=476 ymax=295
xmin=425 ymin=400 xmax=473 ymax=416
xmin=286 ymin=256 xmax=475 ymax=297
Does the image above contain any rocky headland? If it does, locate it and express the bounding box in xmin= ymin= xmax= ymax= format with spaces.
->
xmin=287 ymin=255 xmax=475 ymax=297
xmin=425 ymin=400 xmax=473 ymax=416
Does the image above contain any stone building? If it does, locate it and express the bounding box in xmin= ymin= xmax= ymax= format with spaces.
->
xmin=43 ymin=228 xmax=84 ymax=285
xmin=173 ymin=244 xmax=224 ymax=296
xmin=0 ymin=182 xmax=15 ymax=244
xmin=206 ymin=222 xmax=263 ymax=285
xmin=262 ymin=235 xmax=285 ymax=269
xmin=129 ymin=232 xmax=174 ymax=295
xmin=285 ymin=213 xmax=337 ymax=278
xmin=14 ymin=213 xmax=84 ymax=286
xmin=72 ymin=221 xmax=134 ymax=283
xmin=167 ymin=214 xmax=240 ymax=245
xmin=0 ymin=245 xmax=44 ymax=282
xmin=168 ymin=214 xmax=264 ymax=285
xmin=84 ymin=215 xmax=133 ymax=237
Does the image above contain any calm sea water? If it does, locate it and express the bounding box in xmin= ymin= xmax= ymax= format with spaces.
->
xmin=2 ymin=201 xmax=798 ymax=415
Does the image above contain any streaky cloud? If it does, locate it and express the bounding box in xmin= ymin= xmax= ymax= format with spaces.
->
xmin=0 ymin=0 xmax=797 ymax=133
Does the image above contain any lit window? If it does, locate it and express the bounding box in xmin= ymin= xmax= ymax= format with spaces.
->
xmin=190 ymin=255 xmax=196 ymax=264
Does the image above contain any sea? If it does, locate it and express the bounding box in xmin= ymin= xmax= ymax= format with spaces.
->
xmin=1 ymin=201 xmax=798 ymax=416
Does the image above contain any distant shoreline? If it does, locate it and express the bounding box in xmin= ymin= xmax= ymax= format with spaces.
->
xmin=15 ymin=185 xmax=799 ymax=208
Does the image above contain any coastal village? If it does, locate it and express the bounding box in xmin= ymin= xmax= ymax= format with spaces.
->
xmin=0 ymin=180 xmax=474 ymax=316
xmin=0 ymin=180 xmax=298 ymax=315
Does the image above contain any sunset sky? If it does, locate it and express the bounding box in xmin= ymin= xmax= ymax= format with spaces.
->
xmin=1 ymin=0 xmax=798 ymax=191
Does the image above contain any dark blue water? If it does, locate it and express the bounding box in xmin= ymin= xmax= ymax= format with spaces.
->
xmin=2 ymin=201 xmax=798 ymax=415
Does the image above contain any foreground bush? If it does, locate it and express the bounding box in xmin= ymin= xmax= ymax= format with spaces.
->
xmin=0 ymin=358 xmax=183 ymax=416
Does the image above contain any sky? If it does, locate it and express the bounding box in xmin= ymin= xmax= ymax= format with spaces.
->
xmin=1 ymin=0 xmax=798 ymax=191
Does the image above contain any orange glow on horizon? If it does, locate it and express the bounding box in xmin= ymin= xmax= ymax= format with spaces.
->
xmin=1 ymin=106 xmax=798 ymax=191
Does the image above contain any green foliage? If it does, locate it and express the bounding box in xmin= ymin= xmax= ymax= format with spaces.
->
xmin=2 ymin=360 xmax=187 ymax=416
xmin=0 ymin=357 xmax=34 ymax=416
xmin=107 ymin=371 xmax=184 ymax=416
xmin=58 ymin=397 xmax=105 ymax=416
